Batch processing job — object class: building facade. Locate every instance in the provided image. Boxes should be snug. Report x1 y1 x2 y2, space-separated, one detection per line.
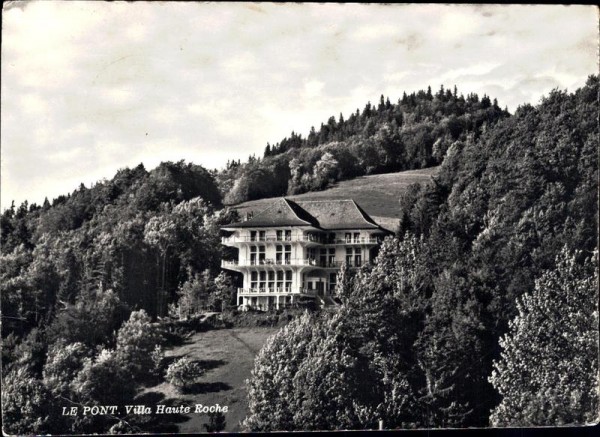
221 198 389 310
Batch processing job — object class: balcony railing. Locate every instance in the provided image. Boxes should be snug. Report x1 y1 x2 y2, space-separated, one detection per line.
335 237 380 245
315 260 368 268
221 235 322 244
237 287 316 295
222 258 319 268
222 235 381 245
222 259 368 269
314 261 347 268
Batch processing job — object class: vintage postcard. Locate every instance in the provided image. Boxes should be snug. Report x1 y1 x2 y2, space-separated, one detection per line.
1 2 598 435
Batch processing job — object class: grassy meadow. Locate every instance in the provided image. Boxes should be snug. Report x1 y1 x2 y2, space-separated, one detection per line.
231 166 438 232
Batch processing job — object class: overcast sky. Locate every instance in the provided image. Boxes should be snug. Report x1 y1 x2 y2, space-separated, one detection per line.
1 2 597 211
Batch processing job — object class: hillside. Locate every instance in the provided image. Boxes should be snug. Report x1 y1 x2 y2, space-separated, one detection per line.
217 85 508 206
243 77 599 431
139 327 278 433
230 167 438 232
2 77 596 434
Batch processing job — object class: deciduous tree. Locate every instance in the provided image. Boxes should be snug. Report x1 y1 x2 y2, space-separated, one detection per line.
489 249 599 426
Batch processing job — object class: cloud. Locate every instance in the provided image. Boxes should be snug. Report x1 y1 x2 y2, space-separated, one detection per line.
353 24 400 41
1 2 597 209
304 80 325 99
437 9 483 41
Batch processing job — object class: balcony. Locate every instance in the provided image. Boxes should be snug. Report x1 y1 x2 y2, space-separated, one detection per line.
221 235 381 245
221 259 368 270
237 287 316 296
221 258 319 268
314 260 368 268
221 235 323 244
314 261 347 268
329 237 380 245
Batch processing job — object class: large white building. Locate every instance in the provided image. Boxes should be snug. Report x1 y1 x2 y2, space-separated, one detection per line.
221 198 389 310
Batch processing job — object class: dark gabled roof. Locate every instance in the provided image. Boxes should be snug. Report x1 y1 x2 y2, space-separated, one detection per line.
224 198 386 231
294 199 381 230
285 198 320 226
223 198 317 228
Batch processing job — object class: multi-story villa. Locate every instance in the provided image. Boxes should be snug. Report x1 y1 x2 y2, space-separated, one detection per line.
221 198 390 310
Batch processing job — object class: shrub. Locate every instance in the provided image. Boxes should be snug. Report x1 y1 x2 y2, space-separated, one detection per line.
165 357 203 390
67 349 137 433
42 341 91 398
1 368 52 435
115 310 163 381
204 411 226 432
47 289 128 347
150 345 165 378
71 349 135 407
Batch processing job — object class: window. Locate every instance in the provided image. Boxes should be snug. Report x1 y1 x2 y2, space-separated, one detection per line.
329 233 336 244
250 231 257 242
320 248 327 267
268 271 275 291
329 273 337 292
276 245 283 264
276 271 284 291
354 232 360 243
316 281 324 296
285 271 292 291
345 233 351 243
328 248 336 265
259 246 266 264
285 230 291 241
251 271 258 290
259 230 266 241
284 245 291 264
354 248 362 267
346 248 353 266
250 246 257 265
259 271 266 289
276 230 283 241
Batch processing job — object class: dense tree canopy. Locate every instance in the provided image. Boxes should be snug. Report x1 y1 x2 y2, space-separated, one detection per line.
1 160 240 434
218 85 509 204
244 77 599 430
1 77 597 433
489 249 598 426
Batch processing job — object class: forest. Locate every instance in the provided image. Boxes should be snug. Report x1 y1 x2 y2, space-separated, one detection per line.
217 85 508 204
245 76 599 429
1 78 598 433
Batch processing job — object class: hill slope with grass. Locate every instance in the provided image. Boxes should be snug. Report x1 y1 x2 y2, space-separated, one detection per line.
138 327 279 433
218 85 508 206
230 166 438 232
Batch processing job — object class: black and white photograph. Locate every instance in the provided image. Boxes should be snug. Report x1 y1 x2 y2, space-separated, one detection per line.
1 2 598 435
